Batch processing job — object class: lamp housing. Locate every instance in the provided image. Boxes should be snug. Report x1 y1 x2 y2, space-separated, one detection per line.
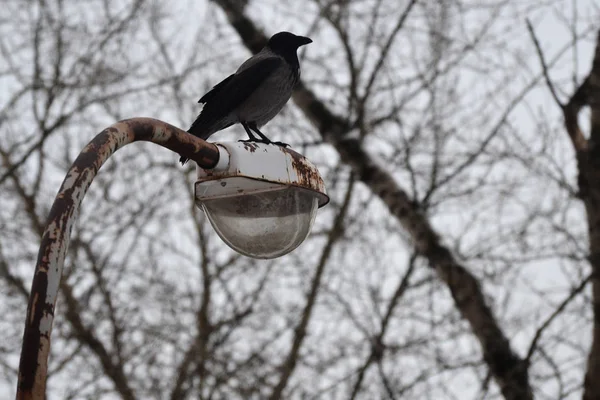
195 142 329 259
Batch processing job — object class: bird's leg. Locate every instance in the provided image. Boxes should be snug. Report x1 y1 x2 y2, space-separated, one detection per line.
249 122 289 148
248 123 272 143
239 122 260 143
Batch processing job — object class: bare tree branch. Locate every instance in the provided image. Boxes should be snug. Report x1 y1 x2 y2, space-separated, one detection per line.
349 252 417 399
212 2 533 399
525 19 564 108
525 273 592 363
269 177 355 399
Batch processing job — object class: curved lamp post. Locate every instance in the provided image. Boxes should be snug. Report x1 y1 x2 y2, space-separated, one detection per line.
15 118 328 399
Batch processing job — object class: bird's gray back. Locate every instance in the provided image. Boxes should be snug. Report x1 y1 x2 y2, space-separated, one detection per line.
235 50 299 126
236 49 277 73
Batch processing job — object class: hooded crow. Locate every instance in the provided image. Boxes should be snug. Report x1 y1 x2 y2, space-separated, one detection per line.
180 31 312 164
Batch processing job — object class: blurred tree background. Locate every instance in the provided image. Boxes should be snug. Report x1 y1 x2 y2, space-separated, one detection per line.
2 0 600 399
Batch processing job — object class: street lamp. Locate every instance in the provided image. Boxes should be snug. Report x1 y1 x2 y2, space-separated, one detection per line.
15 118 328 400
195 141 329 258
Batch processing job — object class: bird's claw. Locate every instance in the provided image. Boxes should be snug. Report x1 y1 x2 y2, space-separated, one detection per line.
237 139 289 148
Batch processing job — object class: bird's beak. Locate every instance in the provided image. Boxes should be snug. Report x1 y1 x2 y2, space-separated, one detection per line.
296 36 313 47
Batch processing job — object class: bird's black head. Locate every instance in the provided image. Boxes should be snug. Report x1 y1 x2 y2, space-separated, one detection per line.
266 32 312 61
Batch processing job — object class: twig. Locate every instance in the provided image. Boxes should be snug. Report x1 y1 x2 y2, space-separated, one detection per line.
525 19 564 108
525 274 592 363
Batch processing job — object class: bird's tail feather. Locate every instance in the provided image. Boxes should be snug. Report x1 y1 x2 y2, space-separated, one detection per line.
179 155 189 165
180 119 235 165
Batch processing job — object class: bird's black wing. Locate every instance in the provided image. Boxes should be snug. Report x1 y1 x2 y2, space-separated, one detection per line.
198 74 235 104
197 57 282 121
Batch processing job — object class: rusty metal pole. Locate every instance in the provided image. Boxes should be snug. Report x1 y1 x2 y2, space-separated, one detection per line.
16 118 220 400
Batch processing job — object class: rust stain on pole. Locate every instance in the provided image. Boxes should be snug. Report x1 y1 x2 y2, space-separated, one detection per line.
16 118 219 400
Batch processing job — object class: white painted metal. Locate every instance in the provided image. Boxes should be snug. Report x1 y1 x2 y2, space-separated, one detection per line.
195 141 329 206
